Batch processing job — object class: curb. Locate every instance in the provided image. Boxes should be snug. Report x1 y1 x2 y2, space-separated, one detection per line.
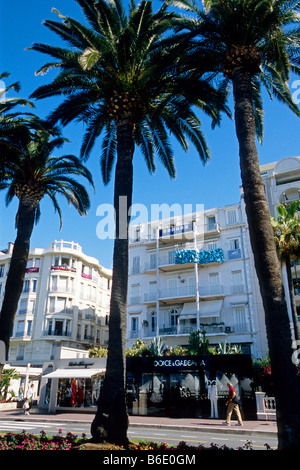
0 412 277 438
128 422 277 438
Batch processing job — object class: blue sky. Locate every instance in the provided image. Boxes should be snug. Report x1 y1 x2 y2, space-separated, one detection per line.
0 0 299 269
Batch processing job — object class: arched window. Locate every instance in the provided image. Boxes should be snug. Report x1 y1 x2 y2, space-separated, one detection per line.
170 309 179 327
150 311 157 333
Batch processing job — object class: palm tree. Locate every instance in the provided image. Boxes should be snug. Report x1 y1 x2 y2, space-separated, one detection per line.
29 0 228 445
271 202 300 342
0 127 94 364
167 0 300 449
0 368 19 402
0 72 36 177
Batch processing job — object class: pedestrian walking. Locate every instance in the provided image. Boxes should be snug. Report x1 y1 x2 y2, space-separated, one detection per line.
223 382 243 426
24 384 34 415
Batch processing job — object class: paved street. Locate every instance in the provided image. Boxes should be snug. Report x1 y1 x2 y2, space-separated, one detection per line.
0 407 278 450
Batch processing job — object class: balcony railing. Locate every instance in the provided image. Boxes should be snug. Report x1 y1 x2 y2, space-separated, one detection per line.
50 286 75 293
128 322 248 339
43 330 72 337
143 284 245 303
198 285 224 296
159 285 195 300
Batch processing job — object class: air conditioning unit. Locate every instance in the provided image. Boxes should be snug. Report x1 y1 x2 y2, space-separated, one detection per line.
225 326 233 333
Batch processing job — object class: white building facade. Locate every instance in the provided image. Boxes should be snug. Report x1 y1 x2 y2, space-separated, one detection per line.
0 240 112 367
127 201 266 358
260 156 300 328
126 156 300 359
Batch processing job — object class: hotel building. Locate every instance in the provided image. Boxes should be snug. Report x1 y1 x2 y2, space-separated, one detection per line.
126 156 300 359
0 240 112 366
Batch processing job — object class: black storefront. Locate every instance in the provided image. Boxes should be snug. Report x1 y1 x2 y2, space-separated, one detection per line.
126 355 256 420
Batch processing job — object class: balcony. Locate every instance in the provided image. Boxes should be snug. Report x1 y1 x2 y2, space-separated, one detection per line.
51 265 76 273
198 284 224 298
177 323 225 335
205 222 220 236
50 286 75 294
144 285 225 304
159 285 196 303
128 296 142 305
43 330 72 338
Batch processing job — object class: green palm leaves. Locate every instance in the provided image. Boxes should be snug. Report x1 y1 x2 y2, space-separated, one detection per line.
168 0 300 142
271 202 300 342
1 128 94 230
30 0 228 182
271 202 300 263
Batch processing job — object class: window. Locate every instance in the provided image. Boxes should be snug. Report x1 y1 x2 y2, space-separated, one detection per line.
96 330 100 344
233 306 247 332
131 284 141 304
82 264 92 278
170 309 179 327
49 297 55 313
19 299 27 315
54 320 64 336
167 279 177 297
52 276 58 291
32 279 37 292
65 320 71 336
150 311 157 333
17 344 25 361
0 265 4 277
84 324 89 339
56 297 66 313
61 256 70 267
230 239 240 250
208 272 221 294
131 317 139 335
207 241 218 251
232 270 244 294
23 280 30 293
149 281 157 302
28 299 35 314
188 277 196 295
46 320 52 336
59 276 68 291
149 253 156 270
207 215 216 231
16 320 25 337
132 256 140 274
27 320 32 336
227 210 237 225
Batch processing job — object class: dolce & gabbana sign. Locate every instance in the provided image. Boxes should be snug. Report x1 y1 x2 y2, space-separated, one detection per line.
153 358 205 369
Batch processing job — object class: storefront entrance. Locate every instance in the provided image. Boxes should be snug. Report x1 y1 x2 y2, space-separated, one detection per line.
126 355 255 420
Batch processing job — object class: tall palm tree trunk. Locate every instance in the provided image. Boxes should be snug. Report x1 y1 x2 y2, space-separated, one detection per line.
232 67 300 449
285 256 300 342
0 199 36 360
91 119 134 445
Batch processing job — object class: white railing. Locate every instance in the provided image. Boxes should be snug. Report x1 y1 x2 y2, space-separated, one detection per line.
255 392 276 420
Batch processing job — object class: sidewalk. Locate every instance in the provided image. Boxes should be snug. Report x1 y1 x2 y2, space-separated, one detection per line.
0 408 277 437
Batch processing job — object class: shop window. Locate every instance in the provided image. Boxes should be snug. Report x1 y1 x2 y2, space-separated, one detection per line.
56 377 102 408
